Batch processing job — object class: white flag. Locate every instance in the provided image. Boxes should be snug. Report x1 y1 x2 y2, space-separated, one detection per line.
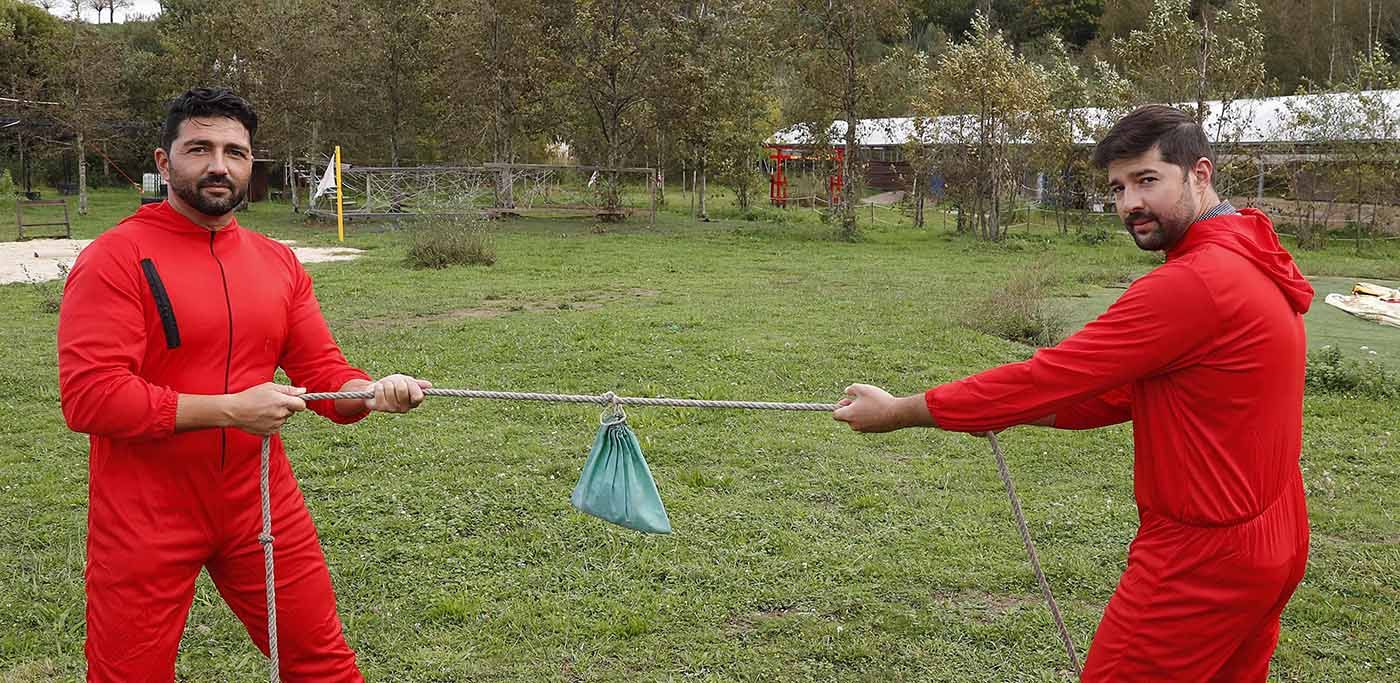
313 161 339 200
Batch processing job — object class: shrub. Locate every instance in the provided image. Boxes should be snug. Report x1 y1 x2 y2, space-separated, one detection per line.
24 262 69 313
1305 346 1399 398
1077 228 1112 245
406 216 496 269
965 267 1068 347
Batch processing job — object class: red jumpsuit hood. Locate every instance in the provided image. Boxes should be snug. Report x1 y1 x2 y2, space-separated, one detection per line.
1168 208 1314 314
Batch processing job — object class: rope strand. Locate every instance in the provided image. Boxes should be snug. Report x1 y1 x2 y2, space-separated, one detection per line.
300 387 838 411
257 387 1074 679
258 436 280 683
988 432 1082 676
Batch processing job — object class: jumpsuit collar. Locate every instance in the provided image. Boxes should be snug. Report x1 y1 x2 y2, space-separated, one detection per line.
137 200 243 235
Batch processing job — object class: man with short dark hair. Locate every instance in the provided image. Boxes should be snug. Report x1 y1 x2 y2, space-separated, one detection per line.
58 87 426 681
834 105 1313 681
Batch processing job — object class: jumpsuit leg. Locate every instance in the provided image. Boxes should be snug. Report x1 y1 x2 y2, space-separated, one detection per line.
1082 489 1308 682
1210 486 1310 683
85 494 210 682
208 465 362 682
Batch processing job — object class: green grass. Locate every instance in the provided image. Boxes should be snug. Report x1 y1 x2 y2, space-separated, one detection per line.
1 189 1397 681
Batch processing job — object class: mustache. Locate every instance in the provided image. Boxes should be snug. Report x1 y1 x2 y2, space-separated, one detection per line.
1124 211 1156 227
198 177 235 189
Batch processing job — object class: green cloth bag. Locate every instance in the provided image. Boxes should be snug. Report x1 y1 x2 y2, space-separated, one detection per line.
571 416 672 534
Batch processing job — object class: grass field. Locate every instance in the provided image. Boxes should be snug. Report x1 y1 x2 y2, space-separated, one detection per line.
1 188 1397 681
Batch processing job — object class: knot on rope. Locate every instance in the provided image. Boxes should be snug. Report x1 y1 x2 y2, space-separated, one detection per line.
600 391 626 425
258 533 275 546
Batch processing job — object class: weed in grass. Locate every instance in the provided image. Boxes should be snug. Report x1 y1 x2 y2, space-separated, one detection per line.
406 217 496 269
965 266 1069 347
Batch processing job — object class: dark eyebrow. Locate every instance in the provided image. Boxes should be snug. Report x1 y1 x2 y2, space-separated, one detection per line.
181 138 251 154
1108 167 1161 186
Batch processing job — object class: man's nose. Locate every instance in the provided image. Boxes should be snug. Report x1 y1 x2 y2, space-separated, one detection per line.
206 152 230 175
1119 187 1144 215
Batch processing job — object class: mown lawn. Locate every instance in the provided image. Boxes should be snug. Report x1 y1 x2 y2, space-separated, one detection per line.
2 189 1397 681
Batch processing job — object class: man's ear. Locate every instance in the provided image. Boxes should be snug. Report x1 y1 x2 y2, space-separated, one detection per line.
154 147 170 182
1191 156 1215 190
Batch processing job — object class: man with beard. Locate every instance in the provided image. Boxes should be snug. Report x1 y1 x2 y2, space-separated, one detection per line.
58 88 427 681
833 105 1313 681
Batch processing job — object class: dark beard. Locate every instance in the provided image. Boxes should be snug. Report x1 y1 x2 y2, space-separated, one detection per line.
172 176 246 217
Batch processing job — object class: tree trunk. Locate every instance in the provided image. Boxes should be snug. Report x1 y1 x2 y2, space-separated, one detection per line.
839 35 859 240
697 154 708 220
913 172 926 227
77 132 88 216
1196 12 1211 125
655 129 665 206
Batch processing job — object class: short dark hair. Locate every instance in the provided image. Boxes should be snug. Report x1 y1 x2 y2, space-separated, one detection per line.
160 87 258 151
1091 105 1213 176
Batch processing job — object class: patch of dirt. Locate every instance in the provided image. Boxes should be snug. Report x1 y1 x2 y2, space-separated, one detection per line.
936 589 1043 623
347 288 659 328
0 238 364 285
860 190 907 206
724 605 819 635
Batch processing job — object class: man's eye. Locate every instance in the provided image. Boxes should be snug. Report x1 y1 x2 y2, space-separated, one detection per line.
1141 177 1156 185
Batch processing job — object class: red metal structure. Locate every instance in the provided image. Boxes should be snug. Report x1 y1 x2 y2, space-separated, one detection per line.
827 147 844 203
768 146 791 207
765 145 846 208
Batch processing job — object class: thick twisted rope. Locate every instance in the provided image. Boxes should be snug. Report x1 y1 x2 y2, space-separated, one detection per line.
987 432 1081 676
255 389 1073 681
299 388 838 411
258 436 280 683
255 389 833 680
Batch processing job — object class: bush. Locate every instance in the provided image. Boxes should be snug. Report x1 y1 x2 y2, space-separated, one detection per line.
1305 346 1400 398
0 169 14 206
709 205 790 224
405 216 496 269
1077 228 1112 245
965 267 1068 347
23 262 69 313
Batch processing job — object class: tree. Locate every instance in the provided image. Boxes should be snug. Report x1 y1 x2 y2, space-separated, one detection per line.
784 0 909 240
41 13 128 213
1027 36 1091 233
920 12 1050 240
562 0 666 213
1112 0 1267 119
1284 42 1400 252
652 0 775 218
427 0 562 174
1111 0 1268 198
908 0 1105 49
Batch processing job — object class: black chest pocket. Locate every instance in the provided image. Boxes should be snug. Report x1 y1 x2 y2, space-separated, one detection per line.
140 258 181 349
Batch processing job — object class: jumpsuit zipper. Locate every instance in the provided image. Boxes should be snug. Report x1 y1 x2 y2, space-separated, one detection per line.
210 230 235 469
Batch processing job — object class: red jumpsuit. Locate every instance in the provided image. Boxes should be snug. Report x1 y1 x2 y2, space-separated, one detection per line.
927 209 1312 681
58 201 369 681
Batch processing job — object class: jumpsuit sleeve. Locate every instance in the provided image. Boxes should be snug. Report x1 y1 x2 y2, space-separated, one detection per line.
1051 384 1133 430
58 236 180 440
926 264 1220 434
279 261 372 424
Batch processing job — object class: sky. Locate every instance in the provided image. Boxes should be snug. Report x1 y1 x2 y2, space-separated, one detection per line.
43 0 162 24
